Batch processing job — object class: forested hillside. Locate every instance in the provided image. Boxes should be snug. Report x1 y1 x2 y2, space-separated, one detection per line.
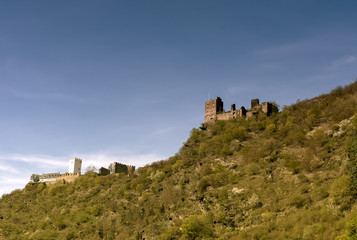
1 81 357 240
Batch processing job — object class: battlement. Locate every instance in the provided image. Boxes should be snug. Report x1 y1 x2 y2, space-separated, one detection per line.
56 172 80 183
204 97 278 123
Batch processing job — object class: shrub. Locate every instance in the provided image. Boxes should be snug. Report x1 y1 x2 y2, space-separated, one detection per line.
232 126 248 141
180 214 214 239
198 176 212 193
265 123 276 135
282 152 301 174
335 214 357 240
329 175 352 208
290 195 310 209
160 226 181 240
348 139 357 195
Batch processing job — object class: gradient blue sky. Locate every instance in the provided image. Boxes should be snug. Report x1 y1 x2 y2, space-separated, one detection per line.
1 0 357 196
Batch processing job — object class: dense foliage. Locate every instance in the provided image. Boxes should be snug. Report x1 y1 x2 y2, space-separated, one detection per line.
1 81 357 239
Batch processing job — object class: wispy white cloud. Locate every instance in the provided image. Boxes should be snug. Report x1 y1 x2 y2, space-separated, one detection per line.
328 55 357 70
0 176 30 198
227 82 260 95
256 63 281 70
297 55 357 85
255 39 321 56
0 151 165 171
0 154 67 167
150 127 175 136
0 163 20 174
0 150 165 197
6 88 96 103
254 33 348 57
75 152 165 170
131 97 163 105
0 176 30 185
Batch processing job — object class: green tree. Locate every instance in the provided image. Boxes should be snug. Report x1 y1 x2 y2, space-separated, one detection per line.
31 174 40 183
85 165 97 173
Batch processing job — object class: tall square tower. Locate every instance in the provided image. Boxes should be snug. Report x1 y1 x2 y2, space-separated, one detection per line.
69 158 82 174
204 97 224 123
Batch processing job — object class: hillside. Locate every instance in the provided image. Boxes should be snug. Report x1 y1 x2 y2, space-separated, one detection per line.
1 81 357 240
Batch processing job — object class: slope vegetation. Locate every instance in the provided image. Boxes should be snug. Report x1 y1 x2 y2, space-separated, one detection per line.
1 81 357 240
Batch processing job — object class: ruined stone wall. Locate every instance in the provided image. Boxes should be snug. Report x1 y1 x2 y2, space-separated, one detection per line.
205 97 277 122
127 165 135 175
216 112 231 121
99 167 110 176
56 173 80 183
113 162 136 174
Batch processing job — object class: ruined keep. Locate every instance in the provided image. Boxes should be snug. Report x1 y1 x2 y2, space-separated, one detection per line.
204 97 278 123
113 162 135 174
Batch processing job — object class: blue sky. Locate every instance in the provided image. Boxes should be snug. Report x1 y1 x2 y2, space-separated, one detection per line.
1 0 357 196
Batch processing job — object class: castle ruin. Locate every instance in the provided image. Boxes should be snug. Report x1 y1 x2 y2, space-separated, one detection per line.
112 162 135 174
99 162 136 176
30 158 136 184
30 158 82 184
205 97 278 123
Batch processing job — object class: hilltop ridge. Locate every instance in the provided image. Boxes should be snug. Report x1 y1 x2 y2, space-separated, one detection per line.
1 81 357 239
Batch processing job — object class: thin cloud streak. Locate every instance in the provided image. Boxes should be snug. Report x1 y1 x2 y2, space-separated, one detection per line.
256 63 281 70
0 164 20 174
7 88 96 103
0 151 165 172
0 176 30 185
255 40 318 56
0 154 67 167
0 151 165 196
77 152 165 170
254 35 341 57
150 127 175 136
328 55 357 70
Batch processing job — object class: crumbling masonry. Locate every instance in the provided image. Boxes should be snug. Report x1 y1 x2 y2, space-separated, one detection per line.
204 97 278 123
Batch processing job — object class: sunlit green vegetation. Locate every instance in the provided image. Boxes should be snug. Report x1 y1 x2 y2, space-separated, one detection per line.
1 81 357 239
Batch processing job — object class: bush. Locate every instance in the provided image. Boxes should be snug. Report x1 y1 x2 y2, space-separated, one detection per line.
160 226 181 240
282 152 301 174
348 139 357 195
232 126 248 141
180 215 214 239
265 123 276 135
336 214 357 240
198 176 212 193
329 175 352 208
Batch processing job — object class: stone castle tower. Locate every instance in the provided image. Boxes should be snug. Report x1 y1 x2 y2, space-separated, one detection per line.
69 158 82 174
204 97 224 122
204 97 277 123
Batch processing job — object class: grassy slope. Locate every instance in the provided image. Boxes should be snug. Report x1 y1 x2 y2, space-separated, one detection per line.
1 81 357 240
